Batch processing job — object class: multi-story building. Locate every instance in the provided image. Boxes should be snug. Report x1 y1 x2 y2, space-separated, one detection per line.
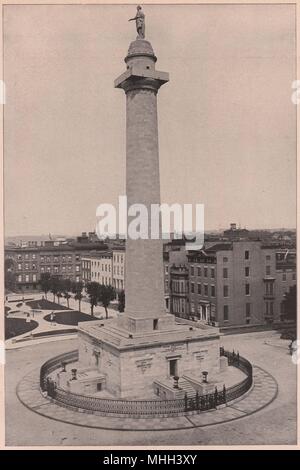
112 247 125 292
274 249 297 319
5 235 108 292
82 257 91 284
90 252 113 286
185 240 296 328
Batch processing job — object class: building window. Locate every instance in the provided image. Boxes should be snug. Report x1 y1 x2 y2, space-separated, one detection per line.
153 319 158 330
266 282 274 296
224 305 229 321
245 267 250 277
25 263 29 270
211 285 215 297
211 268 215 278
266 266 271 276
266 255 271 261
191 266 194 276
283 273 286 281
204 267 208 277
18 264 22 271
41 267 45 273
246 303 251 318
223 268 228 279
190 302 195 313
245 250 249 260
223 257 228 263
25 254 29 260
197 283 201 295
76 265 80 272
17 255 22 260
18 275 22 282
32 254 36 260
191 282 195 294
292 273 296 281
32 274 37 282
32 263 36 270
245 283 250 295
165 265 168 274
270 302 274 315
197 267 201 276
25 274 29 283
54 266 59 273
40 256 44 263
76 255 80 261
223 285 229 297
204 284 208 296
265 302 269 315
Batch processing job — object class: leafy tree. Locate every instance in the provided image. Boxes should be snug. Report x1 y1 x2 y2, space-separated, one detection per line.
50 276 60 303
99 285 116 319
86 282 100 316
62 278 72 308
118 289 125 313
5 258 16 292
39 273 51 300
75 291 83 312
73 281 84 312
282 285 297 322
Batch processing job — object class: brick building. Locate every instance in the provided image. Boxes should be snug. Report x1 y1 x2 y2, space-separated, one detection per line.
5 236 108 292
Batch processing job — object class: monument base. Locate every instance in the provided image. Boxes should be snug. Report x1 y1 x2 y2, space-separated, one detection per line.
77 315 221 399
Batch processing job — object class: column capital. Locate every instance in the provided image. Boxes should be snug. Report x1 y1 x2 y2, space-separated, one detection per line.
114 67 169 94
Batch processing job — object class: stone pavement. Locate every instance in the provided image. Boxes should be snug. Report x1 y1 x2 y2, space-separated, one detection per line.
16 365 278 431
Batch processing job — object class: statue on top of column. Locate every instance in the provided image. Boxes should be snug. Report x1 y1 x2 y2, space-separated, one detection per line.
128 5 145 39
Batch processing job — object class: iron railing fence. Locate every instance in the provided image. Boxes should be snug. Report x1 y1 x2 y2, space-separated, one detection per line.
40 347 252 416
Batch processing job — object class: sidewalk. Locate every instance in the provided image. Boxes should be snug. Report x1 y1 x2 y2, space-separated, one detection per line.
16 365 278 431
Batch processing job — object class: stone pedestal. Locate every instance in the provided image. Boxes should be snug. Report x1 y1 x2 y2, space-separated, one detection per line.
220 355 229 372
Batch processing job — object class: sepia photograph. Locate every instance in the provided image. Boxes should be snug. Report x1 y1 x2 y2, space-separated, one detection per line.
1 1 298 450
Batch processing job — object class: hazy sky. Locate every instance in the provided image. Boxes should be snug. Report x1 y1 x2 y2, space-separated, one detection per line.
4 4 296 236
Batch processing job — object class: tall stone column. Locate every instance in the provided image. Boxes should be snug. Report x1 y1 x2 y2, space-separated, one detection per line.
115 38 169 330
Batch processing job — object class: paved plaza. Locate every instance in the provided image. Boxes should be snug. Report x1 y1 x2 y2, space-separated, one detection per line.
5 330 297 446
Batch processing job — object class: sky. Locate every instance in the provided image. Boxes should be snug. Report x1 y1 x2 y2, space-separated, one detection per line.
3 3 296 236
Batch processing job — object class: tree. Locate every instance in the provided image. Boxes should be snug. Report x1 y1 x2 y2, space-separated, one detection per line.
62 278 72 308
73 281 83 312
50 276 60 303
86 282 100 316
118 289 125 313
282 285 296 322
99 285 116 319
75 291 83 312
5 258 16 292
39 273 51 300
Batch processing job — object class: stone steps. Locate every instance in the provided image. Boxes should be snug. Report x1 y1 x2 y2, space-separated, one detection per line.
178 378 197 398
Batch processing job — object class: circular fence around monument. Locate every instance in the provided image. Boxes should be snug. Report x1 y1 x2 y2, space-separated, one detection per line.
39 348 253 417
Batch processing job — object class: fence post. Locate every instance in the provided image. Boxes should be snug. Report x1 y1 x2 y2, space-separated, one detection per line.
196 391 199 410
214 387 218 407
184 392 188 412
223 384 226 404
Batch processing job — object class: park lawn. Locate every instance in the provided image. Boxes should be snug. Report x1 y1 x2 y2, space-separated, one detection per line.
5 318 39 340
44 310 96 326
26 299 69 311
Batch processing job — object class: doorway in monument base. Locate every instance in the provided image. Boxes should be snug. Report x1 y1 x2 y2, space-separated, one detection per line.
169 359 178 377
